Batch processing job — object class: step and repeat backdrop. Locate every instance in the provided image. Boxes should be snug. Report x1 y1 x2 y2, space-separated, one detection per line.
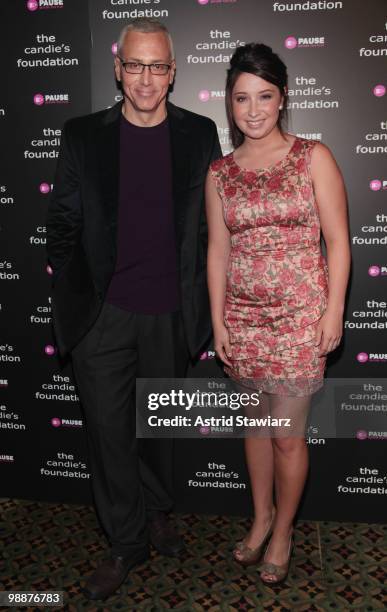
1 0 386 522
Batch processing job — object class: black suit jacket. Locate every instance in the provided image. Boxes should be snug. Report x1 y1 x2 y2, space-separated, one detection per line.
46 101 222 358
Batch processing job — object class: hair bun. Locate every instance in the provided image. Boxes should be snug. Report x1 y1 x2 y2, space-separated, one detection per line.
230 46 245 65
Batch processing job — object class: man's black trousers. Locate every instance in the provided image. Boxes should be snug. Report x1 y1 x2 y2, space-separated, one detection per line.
72 302 189 558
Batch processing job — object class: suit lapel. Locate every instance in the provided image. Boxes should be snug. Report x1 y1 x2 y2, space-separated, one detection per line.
96 102 121 219
168 102 191 237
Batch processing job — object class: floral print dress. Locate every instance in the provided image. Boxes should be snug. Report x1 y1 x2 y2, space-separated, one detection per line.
210 137 328 395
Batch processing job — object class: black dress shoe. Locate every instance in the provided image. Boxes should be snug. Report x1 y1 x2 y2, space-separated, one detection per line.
83 550 149 601
148 512 185 557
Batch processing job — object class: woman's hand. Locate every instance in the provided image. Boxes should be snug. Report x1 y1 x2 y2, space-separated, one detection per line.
315 309 343 356
311 143 350 358
214 323 232 366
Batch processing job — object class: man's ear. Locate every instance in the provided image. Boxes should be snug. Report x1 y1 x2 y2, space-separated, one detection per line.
169 60 176 86
114 57 121 83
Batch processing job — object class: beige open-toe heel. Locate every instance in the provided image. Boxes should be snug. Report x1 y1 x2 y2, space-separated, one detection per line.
233 508 276 567
259 533 293 586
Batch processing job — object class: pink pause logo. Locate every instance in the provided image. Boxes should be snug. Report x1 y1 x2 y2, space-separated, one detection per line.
44 344 56 356
200 350 215 360
111 42 118 55
27 0 39 10
198 90 210 102
370 179 381 191
373 84 386 97
51 417 62 428
285 37 298 50
356 430 368 440
356 352 368 363
39 183 51 194
199 425 210 435
34 94 45 106
46 264 53 276
368 265 380 277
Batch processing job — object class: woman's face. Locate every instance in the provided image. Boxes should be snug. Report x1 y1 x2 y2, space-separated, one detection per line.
231 72 283 141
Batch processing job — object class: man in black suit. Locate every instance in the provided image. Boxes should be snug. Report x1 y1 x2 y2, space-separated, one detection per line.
46 18 221 600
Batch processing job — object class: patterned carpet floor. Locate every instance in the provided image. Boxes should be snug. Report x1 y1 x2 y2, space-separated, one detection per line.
1 499 386 611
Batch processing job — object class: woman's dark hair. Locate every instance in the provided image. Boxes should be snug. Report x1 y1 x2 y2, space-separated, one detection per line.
226 43 288 148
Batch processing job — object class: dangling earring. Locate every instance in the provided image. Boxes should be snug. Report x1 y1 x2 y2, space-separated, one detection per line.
279 105 283 110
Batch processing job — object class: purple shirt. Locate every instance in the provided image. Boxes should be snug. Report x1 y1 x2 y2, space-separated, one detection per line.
106 114 179 313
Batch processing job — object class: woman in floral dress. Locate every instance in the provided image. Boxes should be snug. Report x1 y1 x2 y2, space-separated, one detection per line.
206 43 350 585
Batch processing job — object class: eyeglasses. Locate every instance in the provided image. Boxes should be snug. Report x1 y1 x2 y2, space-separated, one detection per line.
119 59 171 75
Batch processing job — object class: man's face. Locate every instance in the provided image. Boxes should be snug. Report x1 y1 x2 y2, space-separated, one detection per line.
115 31 175 119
